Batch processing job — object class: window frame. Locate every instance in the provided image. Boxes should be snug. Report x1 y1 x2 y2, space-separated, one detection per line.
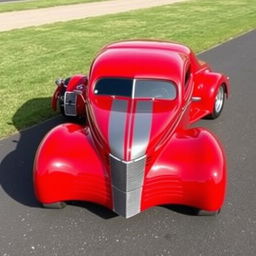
93 77 177 100
184 65 191 89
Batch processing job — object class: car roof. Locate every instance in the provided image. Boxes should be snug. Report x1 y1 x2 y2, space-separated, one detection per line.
105 40 192 55
90 40 192 87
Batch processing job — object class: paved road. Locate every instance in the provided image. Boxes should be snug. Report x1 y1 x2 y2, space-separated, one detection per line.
0 0 26 3
0 0 186 32
0 0 25 2
0 30 256 255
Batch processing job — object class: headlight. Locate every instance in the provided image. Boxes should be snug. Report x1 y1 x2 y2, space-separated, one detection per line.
55 78 63 87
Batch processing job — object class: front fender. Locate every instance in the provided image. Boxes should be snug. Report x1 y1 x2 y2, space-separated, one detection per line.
66 74 88 92
33 123 112 208
51 86 62 111
142 127 227 211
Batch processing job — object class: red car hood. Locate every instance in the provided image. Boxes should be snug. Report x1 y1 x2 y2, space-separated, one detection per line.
88 96 180 161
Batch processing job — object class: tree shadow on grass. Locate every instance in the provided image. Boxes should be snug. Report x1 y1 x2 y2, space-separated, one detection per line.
0 97 116 219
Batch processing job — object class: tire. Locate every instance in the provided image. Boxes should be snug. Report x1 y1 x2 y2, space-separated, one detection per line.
42 202 66 209
197 209 221 216
206 84 225 119
60 105 65 116
58 77 71 117
58 87 66 117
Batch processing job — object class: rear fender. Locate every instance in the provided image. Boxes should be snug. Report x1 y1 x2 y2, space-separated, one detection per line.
190 71 230 122
142 127 227 211
33 123 112 208
51 86 62 111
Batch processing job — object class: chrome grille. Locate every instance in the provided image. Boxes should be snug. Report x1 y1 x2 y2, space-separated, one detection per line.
64 92 77 116
112 187 142 218
110 154 146 218
110 155 145 192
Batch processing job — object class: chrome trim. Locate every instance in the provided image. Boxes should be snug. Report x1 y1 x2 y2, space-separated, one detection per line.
110 154 146 218
64 92 77 116
131 101 153 160
131 79 136 99
112 187 142 218
110 154 146 191
109 99 128 159
192 96 202 102
55 78 63 87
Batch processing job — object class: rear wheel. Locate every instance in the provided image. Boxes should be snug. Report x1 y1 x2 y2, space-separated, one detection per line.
42 202 66 209
206 84 225 119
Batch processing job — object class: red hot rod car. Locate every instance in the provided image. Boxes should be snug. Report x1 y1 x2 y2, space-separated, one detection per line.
34 40 230 218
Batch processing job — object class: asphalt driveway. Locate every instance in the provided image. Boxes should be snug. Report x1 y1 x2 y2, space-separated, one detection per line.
0 30 256 255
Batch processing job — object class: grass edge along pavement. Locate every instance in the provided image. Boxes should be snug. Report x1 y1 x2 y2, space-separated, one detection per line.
0 0 255 138
0 0 110 13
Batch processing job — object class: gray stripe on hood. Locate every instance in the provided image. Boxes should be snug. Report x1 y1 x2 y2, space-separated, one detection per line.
131 101 153 160
109 99 128 159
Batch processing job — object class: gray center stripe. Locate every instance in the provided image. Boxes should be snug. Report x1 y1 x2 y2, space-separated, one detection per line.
109 99 153 218
131 101 153 160
109 100 153 160
109 99 128 159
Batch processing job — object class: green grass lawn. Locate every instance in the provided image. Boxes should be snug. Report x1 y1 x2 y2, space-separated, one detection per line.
0 0 255 138
0 0 109 13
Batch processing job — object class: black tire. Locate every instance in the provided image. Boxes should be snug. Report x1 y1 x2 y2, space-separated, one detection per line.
206 84 226 119
58 77 72 117
197 209 221 216
42 202 66 209
59 104 65 116
58 86 66 117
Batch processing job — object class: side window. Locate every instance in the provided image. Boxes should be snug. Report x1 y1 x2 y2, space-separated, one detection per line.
184 66 191 88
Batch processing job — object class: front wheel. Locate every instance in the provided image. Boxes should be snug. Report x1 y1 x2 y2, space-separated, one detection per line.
197 209 221 216
206 84 225 119
42 202 66 209
58 87 66 117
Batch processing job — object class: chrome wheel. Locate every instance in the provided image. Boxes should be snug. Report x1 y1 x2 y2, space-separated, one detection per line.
205 84 226 119
215 86 225 114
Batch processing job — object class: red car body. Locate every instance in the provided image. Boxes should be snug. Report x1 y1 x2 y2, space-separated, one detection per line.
34 40 230 218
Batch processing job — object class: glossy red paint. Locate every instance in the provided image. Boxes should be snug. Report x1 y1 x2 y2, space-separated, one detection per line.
35 40 230 217
51 86 62 111
34 123 112 208
142 128 226 211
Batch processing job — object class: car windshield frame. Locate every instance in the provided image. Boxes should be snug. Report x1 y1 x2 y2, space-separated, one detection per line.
93 77 177 100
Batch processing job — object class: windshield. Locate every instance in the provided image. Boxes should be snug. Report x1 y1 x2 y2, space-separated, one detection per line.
94 78 176 100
